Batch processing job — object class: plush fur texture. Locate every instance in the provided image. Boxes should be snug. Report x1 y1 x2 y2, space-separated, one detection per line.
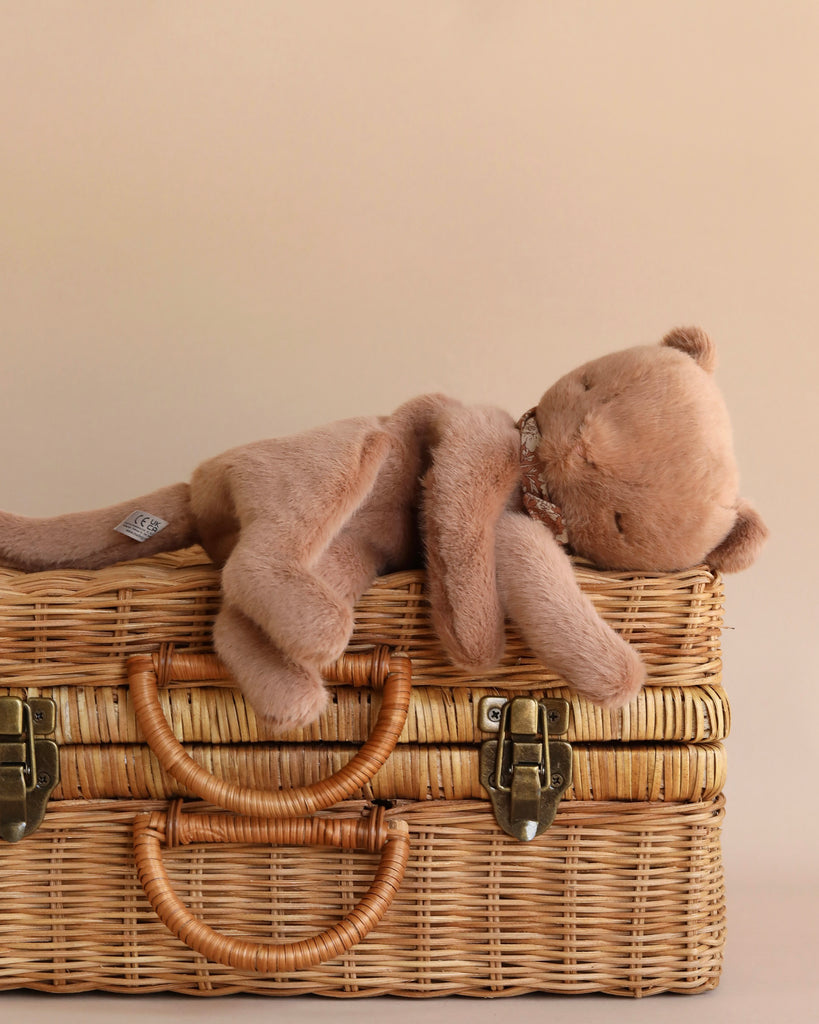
0 329 767 727
532 327 767 572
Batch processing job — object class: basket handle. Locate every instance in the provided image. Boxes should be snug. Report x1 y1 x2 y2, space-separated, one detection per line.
133 804 410 971
128 646 411 817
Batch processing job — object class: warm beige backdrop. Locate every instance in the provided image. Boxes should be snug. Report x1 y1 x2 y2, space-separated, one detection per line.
1 3 816 1021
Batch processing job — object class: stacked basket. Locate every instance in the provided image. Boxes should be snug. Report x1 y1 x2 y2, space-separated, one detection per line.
0 548 728 996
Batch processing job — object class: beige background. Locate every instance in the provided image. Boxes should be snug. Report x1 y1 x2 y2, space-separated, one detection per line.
1 3 816 1021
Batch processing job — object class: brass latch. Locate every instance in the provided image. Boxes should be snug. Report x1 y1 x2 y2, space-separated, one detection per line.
479 695 571 841
0 697 59 843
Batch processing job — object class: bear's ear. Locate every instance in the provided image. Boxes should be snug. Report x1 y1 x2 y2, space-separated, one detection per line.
662 326 717 373
706 500 768 572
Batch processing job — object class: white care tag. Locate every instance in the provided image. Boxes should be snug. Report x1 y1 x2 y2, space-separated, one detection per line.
114 510 169 543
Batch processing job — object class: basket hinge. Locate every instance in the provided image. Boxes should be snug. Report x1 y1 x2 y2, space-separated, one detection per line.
478 695 572 842
0 697 59 843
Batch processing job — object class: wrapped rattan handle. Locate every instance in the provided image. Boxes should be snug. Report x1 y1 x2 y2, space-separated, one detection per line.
128 646 411 817
133 805 410 971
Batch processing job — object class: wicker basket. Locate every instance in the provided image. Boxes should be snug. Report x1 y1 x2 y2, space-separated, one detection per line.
0 796 725 997
0 549 729 997
0 547 723 689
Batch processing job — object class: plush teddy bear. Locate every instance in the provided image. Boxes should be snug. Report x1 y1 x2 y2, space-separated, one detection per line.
0 327 766 728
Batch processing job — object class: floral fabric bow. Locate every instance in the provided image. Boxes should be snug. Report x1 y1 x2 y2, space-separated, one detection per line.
516 408 569 547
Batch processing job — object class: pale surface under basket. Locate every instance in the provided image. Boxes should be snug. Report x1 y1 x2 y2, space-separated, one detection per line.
0 797 725 998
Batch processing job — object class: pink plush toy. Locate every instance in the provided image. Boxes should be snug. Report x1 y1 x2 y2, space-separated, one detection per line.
0 327 766 728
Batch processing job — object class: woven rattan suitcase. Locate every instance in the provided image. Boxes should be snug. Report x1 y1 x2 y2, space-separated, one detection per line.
0 549 728 997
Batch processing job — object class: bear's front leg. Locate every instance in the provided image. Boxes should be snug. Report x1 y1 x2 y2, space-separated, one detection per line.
216 529 385 727
421 403 521 670
495 511 645 707
220 520 385 670
213 603 329 729
222 537 354 667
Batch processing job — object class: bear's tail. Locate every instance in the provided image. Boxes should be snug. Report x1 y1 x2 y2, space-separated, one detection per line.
0 482 198 571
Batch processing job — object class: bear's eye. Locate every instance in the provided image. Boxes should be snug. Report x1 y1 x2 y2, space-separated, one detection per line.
582 376 593 391
614 512 625 535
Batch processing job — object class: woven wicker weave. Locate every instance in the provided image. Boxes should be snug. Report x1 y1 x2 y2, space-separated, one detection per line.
49 738 725 803
0 549 730 997
0 679 730 745
0 548 724 688
0 797 725 997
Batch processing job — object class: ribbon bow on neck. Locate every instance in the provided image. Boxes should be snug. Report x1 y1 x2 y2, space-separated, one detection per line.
516 408 569 547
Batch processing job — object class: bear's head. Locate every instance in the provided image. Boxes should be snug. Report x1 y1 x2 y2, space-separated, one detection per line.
531 327 767 572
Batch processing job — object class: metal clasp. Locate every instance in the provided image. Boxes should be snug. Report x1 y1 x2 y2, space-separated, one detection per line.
479 695 571 841
0 697 59 843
